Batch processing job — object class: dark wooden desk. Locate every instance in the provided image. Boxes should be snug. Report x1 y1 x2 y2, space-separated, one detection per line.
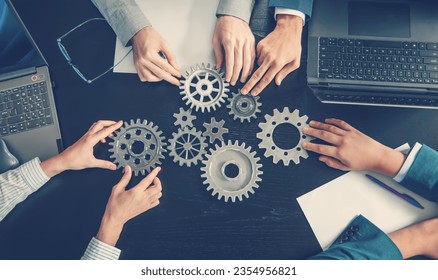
1 0 438 259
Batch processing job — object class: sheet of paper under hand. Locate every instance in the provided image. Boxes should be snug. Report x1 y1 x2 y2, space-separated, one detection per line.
113 0 219 74
297 144 438 250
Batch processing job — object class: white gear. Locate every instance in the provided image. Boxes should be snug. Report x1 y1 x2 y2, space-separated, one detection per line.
168 127 207 167
227 91 261 123
173 107 196 128
201 140 263 202
179 63 229 113
202 117 228 144
109 119 166 176
257 108 313 165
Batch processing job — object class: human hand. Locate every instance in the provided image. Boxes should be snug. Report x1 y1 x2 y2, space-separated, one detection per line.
132 26 181 85
40 120 123 177
302 118 406 177
96 166 162 246
240 15 303 96
212 15 255 85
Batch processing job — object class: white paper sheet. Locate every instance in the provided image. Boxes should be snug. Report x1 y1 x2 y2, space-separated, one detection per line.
297 144 438 250
113 0 219 74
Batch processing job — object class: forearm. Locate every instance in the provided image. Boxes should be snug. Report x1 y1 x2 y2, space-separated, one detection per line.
372 146 406 178
91 0 151 46
96 214 124 247
0 158 50 222
40 154 69 178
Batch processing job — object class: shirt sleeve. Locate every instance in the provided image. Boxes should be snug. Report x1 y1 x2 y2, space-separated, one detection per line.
91 0 151 46
308 215 402 260
274 8 305 26
0 158 50 222
393 142 422 182
269 0 313 21
216 0 255 24
81 237 121 260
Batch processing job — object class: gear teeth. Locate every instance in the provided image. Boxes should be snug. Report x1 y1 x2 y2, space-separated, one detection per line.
168 127 206 167
179 63 229 113
108 119 166 176
201 141 263 203
257 108 312 166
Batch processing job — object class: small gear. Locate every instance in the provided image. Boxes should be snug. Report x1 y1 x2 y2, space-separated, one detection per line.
173 107 196 128
168 127 207 167
257 108 313 165
202 117 229 144
201 140 263 202
179 63 229 113
227 91 261 122
109 119 166 176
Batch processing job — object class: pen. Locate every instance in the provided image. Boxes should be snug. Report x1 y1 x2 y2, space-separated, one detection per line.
365 174 424 210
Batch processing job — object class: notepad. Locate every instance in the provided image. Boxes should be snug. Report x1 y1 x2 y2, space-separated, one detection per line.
113 0 219 74
297 144 438 250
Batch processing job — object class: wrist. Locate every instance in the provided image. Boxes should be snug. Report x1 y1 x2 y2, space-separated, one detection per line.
96 214 124 247
276 14 303 31
40 154 69 178
372 146 406 177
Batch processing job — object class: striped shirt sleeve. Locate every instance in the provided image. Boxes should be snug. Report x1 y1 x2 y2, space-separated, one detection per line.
81 237 121 260
0 158 50 222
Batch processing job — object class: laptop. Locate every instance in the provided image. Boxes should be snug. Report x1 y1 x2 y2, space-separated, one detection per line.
307 0 438 108
0 0 62 163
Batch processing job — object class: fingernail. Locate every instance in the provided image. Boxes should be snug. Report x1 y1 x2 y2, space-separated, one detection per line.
124 165 131 172
302 127 309 133
110 164 117 171
240 89 248 95
309 121 315 125
302 142 308 148
319 158 326 163
231 81 235 86
251 91 257 96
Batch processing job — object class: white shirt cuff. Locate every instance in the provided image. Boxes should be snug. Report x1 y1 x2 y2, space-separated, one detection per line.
274 8 305 26
19 158 50 192
393 142 422 182
81 237 121 260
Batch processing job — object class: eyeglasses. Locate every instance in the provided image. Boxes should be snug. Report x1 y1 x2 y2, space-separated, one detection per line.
57 18 132 84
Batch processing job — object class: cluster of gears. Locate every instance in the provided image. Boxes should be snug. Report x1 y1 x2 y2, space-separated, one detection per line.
108 63 312 202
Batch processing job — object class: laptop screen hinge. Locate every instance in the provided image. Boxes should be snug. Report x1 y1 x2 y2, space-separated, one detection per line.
0 67 37 83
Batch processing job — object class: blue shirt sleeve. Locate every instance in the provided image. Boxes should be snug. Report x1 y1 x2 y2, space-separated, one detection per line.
399 144 438 203
308 215 402 260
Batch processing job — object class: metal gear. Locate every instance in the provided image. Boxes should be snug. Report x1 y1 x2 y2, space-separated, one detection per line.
201 140 263 202
202 117 229 144
227 91 261 123
109 119 166 176
179 63 229 113
257 108 313 165
168 127 207 167
173 107 196 128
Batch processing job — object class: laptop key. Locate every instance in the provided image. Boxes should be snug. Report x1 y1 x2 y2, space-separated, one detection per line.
426 65 438 71
1 127 8 135
420 51 438 57
26 119 40 129
424 58 438 64
430 73 438 79
427 43 438 50
8 115 25 124
320 46 339 52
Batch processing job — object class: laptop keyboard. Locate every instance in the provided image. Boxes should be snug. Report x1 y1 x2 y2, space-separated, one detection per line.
318 37 438 84
0 81 53 136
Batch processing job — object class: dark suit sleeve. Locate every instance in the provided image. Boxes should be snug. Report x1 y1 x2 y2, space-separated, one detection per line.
268 0 313 20
399 144 438 202
308 215 402 260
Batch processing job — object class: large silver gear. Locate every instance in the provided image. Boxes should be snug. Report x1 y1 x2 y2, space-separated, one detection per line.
168 127 207 167
109 119 166 176
179 63 229 113
173 107 196 128
202 117 229 144
227 91 261 123
201 140 263 203
257 108 312 165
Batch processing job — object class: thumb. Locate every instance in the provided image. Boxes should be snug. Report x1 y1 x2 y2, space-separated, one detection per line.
319 156 350 171
114 166 132 190
93 159 117 171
